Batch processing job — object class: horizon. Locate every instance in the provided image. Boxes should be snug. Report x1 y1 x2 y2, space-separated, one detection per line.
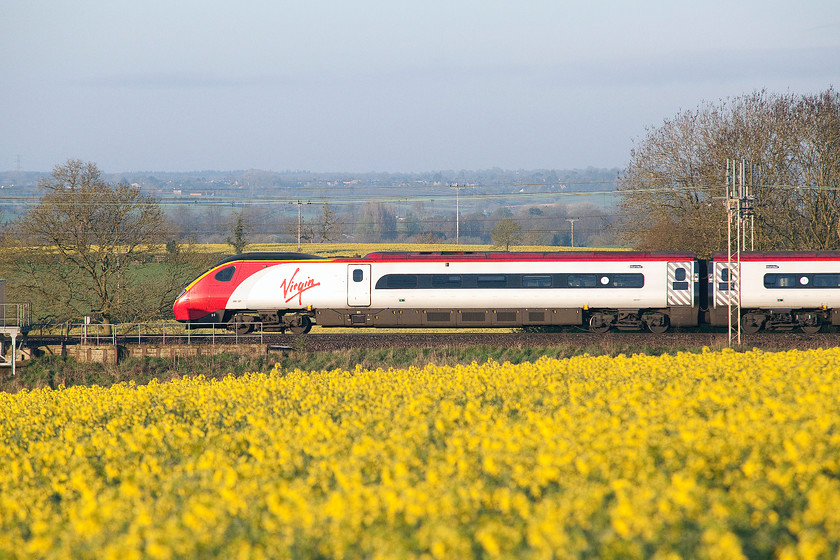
0 164 622 176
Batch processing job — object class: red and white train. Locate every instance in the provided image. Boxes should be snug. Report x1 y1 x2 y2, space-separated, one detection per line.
172 250 840 334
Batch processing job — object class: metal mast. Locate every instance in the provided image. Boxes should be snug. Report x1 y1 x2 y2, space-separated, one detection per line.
566 218 578 248
726 159 755 346
455 184 460 245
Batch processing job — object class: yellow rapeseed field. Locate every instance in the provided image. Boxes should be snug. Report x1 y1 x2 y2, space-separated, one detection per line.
2 348 840 559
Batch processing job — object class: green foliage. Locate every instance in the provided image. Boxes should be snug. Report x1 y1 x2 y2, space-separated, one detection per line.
490 217 523 250
2 247 215 324
226 212 249 253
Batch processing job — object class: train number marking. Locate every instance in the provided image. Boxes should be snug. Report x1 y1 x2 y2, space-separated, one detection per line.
281 268 321 305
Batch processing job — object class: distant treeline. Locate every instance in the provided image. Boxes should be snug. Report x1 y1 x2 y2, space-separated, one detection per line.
1 167 622 248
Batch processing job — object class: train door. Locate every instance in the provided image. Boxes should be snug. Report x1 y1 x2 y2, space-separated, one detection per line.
347 264 371 307
667 261 694 307
713 261 739 309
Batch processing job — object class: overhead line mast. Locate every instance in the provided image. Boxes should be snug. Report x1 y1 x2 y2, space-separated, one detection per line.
726 158 755 346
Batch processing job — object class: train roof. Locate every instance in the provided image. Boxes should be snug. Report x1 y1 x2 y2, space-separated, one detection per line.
711 251 840 261
208 251 699 267
362 251 696 262
213 252 327 267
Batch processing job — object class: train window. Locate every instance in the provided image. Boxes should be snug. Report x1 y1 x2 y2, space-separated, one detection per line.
214 266 235 282
777 275 796 287
476 275 507 288
353 269 364 282
432 275 462 288
568 274 597 288
672 267 687 290
382 274 417 288
813 274 840 288
762 274 835 288
719 268 731 291
374 272 645 290
522 275 552 288
612 274 645 288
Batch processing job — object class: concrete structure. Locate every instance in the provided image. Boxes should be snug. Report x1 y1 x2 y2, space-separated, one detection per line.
40 343 284 364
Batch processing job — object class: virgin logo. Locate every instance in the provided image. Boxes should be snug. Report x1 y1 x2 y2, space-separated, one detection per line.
281 268 321 305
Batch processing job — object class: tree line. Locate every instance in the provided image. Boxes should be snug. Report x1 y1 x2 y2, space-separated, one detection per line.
160 194 613 248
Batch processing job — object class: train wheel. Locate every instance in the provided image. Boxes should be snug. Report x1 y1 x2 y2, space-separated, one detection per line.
588 314 611 334
740 313 764 334
289 315 313 335
800 317 821 334
645 313 669 334
232 315 255 335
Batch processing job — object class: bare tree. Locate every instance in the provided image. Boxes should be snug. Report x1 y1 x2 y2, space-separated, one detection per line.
316 203 342 242
617 104 724 256
618 88 840 255
11 159 173 323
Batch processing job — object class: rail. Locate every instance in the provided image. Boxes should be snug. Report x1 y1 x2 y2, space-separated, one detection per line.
59 322 266 346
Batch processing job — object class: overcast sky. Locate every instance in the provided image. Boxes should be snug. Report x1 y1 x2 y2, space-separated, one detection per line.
1 0 838 173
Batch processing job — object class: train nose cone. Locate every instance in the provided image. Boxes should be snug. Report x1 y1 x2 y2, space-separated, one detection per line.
173 290 191 321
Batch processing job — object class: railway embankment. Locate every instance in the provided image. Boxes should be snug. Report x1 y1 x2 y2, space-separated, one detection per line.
8 331 840 367
4 331 840 393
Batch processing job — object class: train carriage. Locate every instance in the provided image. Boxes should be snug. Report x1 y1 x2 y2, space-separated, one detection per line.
709 252 840 333
174 251 701 333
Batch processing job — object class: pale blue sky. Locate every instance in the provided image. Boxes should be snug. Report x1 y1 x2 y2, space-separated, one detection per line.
2 0 838 173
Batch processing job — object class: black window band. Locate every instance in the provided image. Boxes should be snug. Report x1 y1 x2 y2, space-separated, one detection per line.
375 273 644 290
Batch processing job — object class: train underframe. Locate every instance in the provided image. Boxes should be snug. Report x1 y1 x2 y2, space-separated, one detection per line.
221 306 840 335
226 306 700 334
709 307 840 334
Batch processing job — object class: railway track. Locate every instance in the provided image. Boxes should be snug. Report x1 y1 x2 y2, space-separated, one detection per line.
22 330 840 353
265 331 840 352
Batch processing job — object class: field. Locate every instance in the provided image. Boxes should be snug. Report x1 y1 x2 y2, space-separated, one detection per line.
2 347 840 559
